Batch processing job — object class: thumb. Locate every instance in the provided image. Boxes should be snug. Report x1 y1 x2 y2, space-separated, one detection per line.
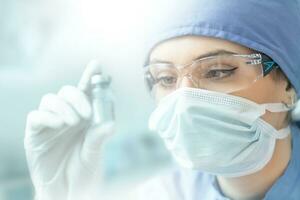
81 121 115 162
78 59 103 93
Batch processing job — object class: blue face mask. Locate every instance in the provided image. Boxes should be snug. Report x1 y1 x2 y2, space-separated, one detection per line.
149 87 293 177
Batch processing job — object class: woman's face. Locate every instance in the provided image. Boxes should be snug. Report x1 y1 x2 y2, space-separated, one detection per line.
149 35 291 129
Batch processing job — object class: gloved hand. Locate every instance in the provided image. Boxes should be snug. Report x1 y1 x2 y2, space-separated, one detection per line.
24 60 115 200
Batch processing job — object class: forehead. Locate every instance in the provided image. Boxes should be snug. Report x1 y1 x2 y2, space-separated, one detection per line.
149 36 254 65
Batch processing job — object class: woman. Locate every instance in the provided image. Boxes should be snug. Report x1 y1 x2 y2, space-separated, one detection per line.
25 0 300 199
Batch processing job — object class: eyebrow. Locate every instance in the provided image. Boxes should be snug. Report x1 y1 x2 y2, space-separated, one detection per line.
149 50 238 65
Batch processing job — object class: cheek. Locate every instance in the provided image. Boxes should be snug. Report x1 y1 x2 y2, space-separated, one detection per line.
231 75 281 104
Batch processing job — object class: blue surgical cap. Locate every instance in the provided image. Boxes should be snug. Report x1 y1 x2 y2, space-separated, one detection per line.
145 0 300 96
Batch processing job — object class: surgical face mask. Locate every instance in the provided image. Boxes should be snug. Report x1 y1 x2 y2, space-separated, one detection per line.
148 87 292 177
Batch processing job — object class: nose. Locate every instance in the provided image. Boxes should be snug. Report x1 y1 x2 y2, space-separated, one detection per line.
178 75 197 88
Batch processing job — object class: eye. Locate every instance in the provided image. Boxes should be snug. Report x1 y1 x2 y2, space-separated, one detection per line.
157 75 177 87
204 67 237 79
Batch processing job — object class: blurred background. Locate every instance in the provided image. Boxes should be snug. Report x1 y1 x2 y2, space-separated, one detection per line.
0 0 173 199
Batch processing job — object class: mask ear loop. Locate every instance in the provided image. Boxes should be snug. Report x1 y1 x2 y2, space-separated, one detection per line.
262 103 293 113
261 100 295 139
275 125 291 139
257 111 291 139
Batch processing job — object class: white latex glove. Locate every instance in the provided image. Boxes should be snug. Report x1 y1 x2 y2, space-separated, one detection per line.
24 60 115 200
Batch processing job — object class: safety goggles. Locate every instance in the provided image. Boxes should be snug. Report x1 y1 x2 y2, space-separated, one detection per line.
144 52 279 99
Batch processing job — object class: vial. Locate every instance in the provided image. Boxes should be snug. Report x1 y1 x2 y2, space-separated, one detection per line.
90 73 115 125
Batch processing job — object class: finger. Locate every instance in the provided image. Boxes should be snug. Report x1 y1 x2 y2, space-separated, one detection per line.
39 93 80 126
58 85 92 120
25 110 64 134
81 122 115 162
78 59 103 92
